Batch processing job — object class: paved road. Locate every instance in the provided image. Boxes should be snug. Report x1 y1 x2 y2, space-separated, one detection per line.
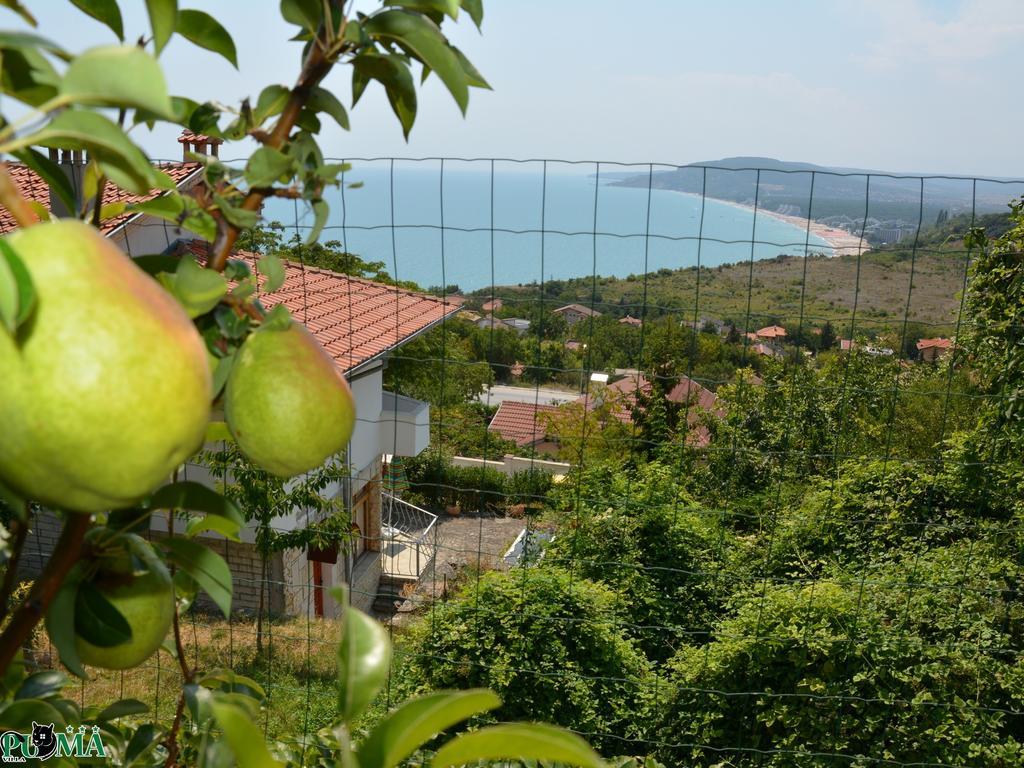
478 384 580 407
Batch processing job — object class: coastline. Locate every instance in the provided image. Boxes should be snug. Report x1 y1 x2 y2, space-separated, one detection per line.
668 190 867 258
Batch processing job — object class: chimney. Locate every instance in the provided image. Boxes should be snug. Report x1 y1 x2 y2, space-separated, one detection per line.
46 148 86 218
177 129 223 161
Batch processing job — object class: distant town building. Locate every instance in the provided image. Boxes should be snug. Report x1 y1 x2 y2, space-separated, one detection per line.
916 337 953 362
552 303 602 325
753 325 787 341
481 298 504 313
503 318 531 334
619 315 642 327
487 401 561 455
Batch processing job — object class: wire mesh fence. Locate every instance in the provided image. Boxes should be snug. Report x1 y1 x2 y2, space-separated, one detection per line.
18 157 1024 765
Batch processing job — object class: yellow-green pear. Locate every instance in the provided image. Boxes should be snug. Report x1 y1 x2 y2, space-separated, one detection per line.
225 320 355 477
48 536 175 670
0 220 212 512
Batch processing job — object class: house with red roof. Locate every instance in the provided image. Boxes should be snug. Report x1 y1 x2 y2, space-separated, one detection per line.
916 337 954 363
7 132 457 616
487 401 562 455
552 303 602 325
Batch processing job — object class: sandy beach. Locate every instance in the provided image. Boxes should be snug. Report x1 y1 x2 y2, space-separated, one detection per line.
668 190 868 258
757 209 867 258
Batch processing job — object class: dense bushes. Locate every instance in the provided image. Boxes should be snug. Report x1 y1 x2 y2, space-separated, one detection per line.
657 553 1024 766
768 457 1008 577
397 567 651 752
547 462 747 661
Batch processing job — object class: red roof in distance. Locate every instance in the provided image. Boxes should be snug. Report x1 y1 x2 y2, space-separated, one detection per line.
487 400 561 447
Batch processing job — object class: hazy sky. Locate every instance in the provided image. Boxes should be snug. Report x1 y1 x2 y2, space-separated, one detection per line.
9 0 1024 176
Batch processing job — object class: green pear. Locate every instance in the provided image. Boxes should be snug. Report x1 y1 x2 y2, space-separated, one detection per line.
225 321 356 477
59 537 175 671
0 220 212 512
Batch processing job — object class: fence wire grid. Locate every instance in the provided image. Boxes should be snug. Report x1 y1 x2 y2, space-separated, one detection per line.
19 157 1024 766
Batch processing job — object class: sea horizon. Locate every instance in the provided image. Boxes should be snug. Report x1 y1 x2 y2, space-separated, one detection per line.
262 162 840 292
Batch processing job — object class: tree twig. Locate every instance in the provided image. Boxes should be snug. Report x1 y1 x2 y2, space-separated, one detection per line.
207 21 344 272
0 519 28 622
0 513 91 672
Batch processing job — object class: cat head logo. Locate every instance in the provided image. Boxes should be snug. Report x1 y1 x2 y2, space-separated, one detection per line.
0 722 106 762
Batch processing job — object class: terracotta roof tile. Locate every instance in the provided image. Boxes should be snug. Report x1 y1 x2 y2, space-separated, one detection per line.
0 161 203 235
487 400 561 447
553 303 601 317
186 241 459 374
916 337 953 350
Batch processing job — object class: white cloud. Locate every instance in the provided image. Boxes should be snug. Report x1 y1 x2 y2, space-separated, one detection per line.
856 0 1024 70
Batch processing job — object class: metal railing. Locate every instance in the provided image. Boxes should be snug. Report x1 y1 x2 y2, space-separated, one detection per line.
380 491 438 579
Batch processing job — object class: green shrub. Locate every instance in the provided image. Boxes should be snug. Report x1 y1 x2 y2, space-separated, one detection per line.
769 458 1007 577
657 553 1024 767
398 567 651 752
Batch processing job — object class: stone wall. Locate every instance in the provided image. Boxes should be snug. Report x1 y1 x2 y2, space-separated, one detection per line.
19 510 285 617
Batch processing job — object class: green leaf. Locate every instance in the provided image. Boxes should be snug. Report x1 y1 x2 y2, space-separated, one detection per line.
15 670 68 700
383 0 459 22
308 86 350 130
200 669 266 701
128 194 217 241
149 481 243 527
460 0 482 29
245 146 294 188
210 349 236 397
132 253 180 277
0 239 34 335
352 51 417 138
75 581 133 648
45 573 87 678
185 513 240 542
145 0 177 53
307 198 328 245
10 109 156 194
364 9 468 114
279 0 322 32
177 9 238 67
358 690 501 768
11 148 76 213
95 698 149 721
213 192 260 229
0 0 37 27
257 253 285 292
0 44 59 107
161 538 232 617
60 45 172 116
125 723 161 764
254 84 290 123
260 303 292 331
69 0 124 40
212 699 283 767
453 46 488 88
0 699 66 731
337 598 391 724
172 255 228 317
430 723 604 768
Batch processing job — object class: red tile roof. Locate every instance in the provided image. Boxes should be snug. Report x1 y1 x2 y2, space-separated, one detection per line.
0 161 203 236
916 337 953 350
755 325 787 339
553 303 601 317
186 241 461 374
487 400 561 447
619 315 642 326
575 372 720 425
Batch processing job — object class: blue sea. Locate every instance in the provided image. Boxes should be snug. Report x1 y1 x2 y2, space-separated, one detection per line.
262 160 832 292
